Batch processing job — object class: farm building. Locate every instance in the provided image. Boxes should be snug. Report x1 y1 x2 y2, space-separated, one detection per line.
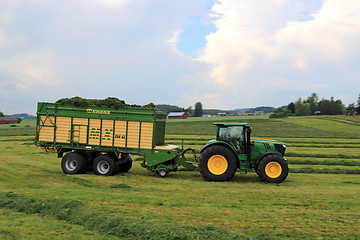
0 117 18 124
167 112 188 119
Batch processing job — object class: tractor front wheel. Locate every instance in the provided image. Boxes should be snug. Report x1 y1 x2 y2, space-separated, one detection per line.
199 145 237 181
257 155 288 183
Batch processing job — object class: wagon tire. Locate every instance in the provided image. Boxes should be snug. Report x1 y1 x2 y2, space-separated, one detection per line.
257 155 288 183
118 155 132 173
158 169 168 177
61 152 87 174
199 145 237 181
93 154 117 176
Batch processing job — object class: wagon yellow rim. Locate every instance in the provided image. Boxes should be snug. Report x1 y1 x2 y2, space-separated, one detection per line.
265 162 282 178
208 155 228 175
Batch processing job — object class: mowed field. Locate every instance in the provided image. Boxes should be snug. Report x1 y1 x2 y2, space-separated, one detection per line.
0 116 359 239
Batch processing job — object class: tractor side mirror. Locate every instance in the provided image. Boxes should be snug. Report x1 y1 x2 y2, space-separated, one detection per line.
246 126 252 133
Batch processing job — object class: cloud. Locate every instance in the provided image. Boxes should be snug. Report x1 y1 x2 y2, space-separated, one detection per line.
96 0 132 8
0 0 215 114
0 50 61 89
197 0 360 107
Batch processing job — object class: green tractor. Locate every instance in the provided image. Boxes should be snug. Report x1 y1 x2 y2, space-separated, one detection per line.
198 123 288 183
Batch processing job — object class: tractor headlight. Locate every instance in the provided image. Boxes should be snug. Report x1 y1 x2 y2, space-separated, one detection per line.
274 144 286 156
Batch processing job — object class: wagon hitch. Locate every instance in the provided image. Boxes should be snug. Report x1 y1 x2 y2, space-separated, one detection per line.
176 148 198 171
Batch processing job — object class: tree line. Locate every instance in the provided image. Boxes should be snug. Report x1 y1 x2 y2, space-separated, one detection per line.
158 102 203 117
270 93 360 118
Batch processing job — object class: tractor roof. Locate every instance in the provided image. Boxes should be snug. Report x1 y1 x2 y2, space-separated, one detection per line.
214 123 248 127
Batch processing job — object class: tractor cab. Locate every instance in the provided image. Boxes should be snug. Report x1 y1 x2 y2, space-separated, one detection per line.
215 123 251 154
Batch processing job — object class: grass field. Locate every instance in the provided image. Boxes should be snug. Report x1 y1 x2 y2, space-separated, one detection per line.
0 116 359 239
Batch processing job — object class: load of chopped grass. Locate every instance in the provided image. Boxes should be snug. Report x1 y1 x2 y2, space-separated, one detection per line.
0 192 254 240
56 96 157 110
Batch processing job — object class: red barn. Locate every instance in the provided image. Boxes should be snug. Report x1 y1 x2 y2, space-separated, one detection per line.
167 112 188 119
0 117 18 124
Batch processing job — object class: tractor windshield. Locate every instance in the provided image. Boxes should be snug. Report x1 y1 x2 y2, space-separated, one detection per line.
219 126 243 140
218 126 245 152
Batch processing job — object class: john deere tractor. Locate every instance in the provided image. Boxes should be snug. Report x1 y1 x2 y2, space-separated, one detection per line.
199 123 288 183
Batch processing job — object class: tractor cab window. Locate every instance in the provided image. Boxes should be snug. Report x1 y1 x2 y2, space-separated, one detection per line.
218 126 244 152
219 126 243 140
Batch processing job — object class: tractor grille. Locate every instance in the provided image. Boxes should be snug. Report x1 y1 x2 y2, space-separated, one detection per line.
274 144 286 156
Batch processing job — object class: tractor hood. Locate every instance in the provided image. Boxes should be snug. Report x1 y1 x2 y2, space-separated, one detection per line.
252 139 286 156
252 138 286 146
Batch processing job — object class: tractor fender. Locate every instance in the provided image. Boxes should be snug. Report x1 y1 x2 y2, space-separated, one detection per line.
200 141 238 156
254 152 282 169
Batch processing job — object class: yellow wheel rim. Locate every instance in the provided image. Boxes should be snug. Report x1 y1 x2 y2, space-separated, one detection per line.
265 162 282 178
207 155 228 175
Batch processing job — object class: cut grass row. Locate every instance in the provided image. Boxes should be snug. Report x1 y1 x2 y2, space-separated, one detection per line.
0 208 113 240
0 192 249 240
289 157 360 166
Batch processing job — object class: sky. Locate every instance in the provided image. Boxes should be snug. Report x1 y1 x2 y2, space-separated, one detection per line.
0 0 360 114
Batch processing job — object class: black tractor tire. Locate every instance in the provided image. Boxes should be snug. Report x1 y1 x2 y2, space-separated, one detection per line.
199 145 237 181
257 154 288 183
118 155 132 173
93 154 117 176
61 152 87 174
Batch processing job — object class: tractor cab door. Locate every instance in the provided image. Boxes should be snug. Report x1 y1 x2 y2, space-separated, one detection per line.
217 126 245 153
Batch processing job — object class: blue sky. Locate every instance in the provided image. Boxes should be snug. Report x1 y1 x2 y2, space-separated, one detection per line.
0 0 360 114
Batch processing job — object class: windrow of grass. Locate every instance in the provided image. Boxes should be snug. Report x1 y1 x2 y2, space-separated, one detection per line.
289 157 360 166
0 208 113 240
290 166 360 175
0 192 251 240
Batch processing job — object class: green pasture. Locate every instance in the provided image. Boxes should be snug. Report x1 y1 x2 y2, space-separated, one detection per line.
0 119 35 136
0 115 359 239
166 116 360 139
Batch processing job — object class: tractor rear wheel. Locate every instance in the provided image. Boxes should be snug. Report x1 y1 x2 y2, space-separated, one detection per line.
93 154 117 176
199 145 237 181
61 152 87 174
257 155 288 183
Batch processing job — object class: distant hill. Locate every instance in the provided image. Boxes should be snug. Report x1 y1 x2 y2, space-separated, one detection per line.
245 106 275 113
156 104 184 114
203 109 233 115
6 113 36 119
156 104 275 116
231 108 251 113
